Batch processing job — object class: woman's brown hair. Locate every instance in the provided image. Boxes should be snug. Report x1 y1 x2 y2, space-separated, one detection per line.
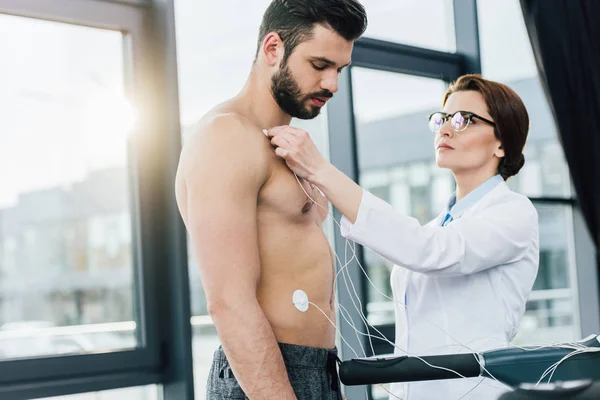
443 74 529 180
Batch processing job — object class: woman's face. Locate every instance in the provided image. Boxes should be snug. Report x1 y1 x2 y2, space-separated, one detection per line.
435 91 504 175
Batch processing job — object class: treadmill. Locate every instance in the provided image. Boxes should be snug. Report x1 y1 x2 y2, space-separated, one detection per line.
339 334 600 399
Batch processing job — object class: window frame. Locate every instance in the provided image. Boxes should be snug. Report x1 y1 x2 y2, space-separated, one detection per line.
0 0 194 399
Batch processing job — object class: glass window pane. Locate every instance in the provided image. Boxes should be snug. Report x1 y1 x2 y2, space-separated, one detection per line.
352 68 450 326
0 15 139 359
174 2 334 398
191 320 218 398
175 1 271 128
477 0 572 198
361 0 456 52
514 204 579 344
41 385 159 400
478 0 578 345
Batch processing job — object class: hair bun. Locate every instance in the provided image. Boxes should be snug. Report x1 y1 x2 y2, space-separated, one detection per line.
499 154 525 180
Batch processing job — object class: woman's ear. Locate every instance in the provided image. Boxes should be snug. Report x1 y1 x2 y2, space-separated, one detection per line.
494 143 505 159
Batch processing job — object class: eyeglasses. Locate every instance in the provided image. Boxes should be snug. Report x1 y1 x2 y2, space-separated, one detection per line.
428 111 496 133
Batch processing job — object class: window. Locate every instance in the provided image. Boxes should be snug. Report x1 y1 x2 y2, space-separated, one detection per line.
0 1 171 398
351 68 452 326
43 385 159 400
360 0 456 52
0 14 138 360
477 0 579 343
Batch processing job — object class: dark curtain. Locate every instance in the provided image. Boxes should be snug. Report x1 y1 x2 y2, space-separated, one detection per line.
520 0 600 253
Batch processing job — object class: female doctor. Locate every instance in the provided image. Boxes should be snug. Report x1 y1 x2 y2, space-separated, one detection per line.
267 74 540 400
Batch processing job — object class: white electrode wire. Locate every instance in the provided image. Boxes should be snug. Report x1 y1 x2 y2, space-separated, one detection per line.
336 299 368 357
334 308 379 400
341 240 377 356
458 378 486 399
341 235 516 391
337 237 590 357
293 174 508 391
292 173 597 395
338 239 600 395
328 204 595 389
536 346 600 385
294 173 596 351
305 300 360 359
331 233 508 387
318 277 480 383
337 303 391 348
294 174 588 352
291 179 404 398
538 350 585 384
312 299 487 400
335 238 558 357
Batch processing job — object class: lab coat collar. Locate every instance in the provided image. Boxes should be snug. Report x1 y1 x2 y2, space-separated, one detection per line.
445 174 504 221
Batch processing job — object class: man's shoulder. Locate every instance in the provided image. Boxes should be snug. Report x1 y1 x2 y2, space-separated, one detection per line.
187 112 264 147
180 112 272 181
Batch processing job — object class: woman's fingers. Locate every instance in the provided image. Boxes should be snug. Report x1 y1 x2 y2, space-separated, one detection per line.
270 134 292 150
274 147 288 158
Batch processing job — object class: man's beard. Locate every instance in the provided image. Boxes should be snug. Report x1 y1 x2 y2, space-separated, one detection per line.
270 62 332 120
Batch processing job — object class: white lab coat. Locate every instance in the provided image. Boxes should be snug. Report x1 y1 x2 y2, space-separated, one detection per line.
340 180 539 400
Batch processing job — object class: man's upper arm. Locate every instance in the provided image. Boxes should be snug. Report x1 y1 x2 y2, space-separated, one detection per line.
182 117 269 307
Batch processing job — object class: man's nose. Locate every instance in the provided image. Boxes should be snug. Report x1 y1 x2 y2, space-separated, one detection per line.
321 71 339 94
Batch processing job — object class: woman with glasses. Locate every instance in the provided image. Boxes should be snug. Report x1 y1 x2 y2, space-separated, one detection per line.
267 74 539 399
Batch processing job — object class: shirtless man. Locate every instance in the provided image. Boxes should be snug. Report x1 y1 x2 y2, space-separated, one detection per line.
174 1 367 399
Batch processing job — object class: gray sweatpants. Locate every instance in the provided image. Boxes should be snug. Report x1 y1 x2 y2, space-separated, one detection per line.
206 342 343 400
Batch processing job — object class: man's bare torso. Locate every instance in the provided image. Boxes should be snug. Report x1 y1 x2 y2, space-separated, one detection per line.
176 102 336 349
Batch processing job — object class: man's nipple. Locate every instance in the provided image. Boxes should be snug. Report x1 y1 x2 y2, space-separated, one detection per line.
301 201 313 214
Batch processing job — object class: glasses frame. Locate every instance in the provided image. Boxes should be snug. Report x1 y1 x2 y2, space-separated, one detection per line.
428 110 496 133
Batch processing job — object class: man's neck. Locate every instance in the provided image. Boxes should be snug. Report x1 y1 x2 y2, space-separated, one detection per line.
454 167 499 202
236 68 292 129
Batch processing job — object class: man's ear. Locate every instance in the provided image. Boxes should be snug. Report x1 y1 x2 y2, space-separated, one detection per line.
261 32 284 67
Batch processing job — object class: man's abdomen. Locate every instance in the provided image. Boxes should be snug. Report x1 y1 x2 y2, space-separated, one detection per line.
257 222 336 349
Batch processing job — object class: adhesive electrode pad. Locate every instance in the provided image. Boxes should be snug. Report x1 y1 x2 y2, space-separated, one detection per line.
293 289 309 312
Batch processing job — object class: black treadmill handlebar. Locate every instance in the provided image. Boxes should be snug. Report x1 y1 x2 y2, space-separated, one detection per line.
339 354 482 386
339 336 600 388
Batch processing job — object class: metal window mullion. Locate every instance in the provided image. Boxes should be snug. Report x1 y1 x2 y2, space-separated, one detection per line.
146 1 195 399
0 350 159 385
0 365 161 400
327 67 369 400
571 205 600 336
353 38 464 81
454 0 481 74
0 0 143 29
528 197 576 205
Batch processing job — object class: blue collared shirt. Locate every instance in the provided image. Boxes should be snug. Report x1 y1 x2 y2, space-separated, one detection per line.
441 174 504 227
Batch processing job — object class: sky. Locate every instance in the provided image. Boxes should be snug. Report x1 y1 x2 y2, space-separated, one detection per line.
0 0 539 209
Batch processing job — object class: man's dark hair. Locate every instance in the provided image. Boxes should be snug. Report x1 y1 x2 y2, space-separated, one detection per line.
256 0 368 61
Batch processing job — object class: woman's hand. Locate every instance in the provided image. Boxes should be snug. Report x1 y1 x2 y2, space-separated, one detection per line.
266 125 329 182
268 125 364 224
